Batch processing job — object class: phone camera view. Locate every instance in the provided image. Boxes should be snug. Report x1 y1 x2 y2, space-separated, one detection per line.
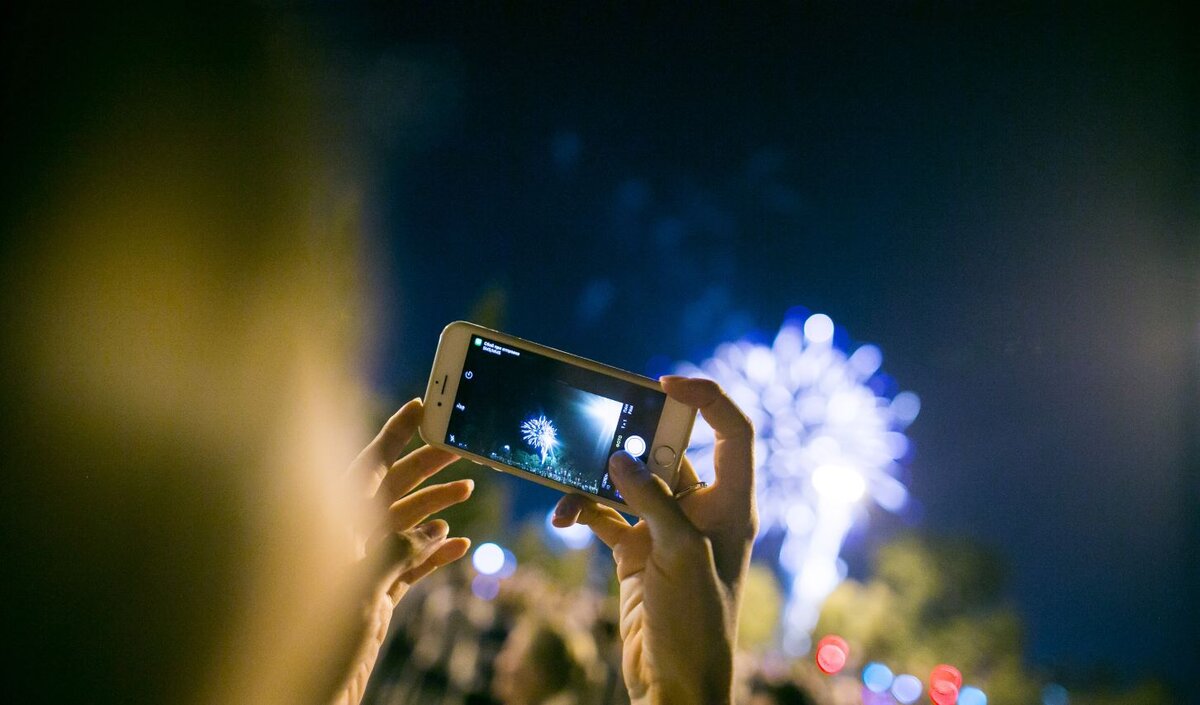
446 337 666 504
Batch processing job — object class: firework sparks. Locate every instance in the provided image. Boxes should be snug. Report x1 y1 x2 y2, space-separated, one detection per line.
521 415 559 463
677 311 919 655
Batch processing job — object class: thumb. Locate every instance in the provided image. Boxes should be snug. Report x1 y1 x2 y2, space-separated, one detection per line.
608 451 696 543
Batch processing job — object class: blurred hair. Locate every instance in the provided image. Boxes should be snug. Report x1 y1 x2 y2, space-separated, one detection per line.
522 619 595 697
495 613 601 705
749 677 817 705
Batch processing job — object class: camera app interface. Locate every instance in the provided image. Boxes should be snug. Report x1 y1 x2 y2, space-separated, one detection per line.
445 336 666 504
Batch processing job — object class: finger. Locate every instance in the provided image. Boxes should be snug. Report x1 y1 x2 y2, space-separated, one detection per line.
552 493 632 549
314 526 444 705
675 454 701 490
387 479 474 532
607 451 697 545
365 521 446 589
378 445 460 504
393 537 471 596
352 398 424 489
661 376 754 502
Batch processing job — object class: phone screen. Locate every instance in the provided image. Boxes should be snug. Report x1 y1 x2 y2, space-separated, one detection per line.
444 335 667 504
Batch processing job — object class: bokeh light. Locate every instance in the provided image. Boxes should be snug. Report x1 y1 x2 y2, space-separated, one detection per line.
677 313 919 652
958 686 987 705
861 686 894 705
495 547 518 579
544 508 594 550
930 680 959 705
471 574 500 601
891 674 923 704
811 464 867 503
863 662 895 693
931 664 963 690
472 542 505 575
803 313 835 344
1042 684 1069 705
814 635 848 674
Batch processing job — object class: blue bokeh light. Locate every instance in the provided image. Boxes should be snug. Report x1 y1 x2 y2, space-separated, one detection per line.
863 662 895 693
1042 684 1069 705
891 674 923 704
959 686 987 705
471 574 500 601
544 508 594 550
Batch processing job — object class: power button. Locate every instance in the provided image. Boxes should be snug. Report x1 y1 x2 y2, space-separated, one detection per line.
652 445 677 466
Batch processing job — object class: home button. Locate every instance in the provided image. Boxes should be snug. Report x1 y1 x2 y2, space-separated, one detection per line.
652 445 676 466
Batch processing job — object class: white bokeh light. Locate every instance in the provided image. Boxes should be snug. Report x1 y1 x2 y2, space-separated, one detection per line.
803 313 835 344
472 542 506 575
811 465 867 503
676 313 919 654
544 509 595 550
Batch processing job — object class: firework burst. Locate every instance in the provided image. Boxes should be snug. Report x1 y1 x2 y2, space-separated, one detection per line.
521 415 559 463
676 311 919 654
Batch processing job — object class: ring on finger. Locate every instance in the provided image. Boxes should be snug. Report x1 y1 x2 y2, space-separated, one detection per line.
673 481 708 499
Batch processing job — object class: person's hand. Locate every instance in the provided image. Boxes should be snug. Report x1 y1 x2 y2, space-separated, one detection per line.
332 398 473 705
552 376 757 705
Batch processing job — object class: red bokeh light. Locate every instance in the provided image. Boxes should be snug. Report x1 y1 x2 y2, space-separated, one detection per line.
931 664 963 690
930 680 959 705
814 635 849 675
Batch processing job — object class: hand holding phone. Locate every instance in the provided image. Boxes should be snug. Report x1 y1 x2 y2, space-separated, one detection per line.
551 377 758 705
419 322 697 515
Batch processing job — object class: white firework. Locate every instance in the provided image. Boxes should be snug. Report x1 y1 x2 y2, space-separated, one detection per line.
521 415 559 463
676 312 920 654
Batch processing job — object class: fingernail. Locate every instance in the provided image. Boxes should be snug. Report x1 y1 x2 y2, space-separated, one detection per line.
419 521 449 539
463 479 475 492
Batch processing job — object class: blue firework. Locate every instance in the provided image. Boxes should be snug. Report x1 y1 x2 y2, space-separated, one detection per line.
676 312 919 654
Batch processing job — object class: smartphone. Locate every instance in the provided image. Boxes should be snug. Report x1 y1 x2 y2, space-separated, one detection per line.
419 321 697 515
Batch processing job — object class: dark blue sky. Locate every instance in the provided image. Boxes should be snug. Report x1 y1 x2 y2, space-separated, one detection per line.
319 2 1197 686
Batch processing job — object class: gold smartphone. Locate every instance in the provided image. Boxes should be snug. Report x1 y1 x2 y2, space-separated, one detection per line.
419 321 697 515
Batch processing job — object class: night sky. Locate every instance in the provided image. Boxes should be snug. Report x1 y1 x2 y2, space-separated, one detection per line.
323 3 1197 687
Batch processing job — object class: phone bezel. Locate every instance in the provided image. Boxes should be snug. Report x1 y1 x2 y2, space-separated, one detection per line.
419 320 696 516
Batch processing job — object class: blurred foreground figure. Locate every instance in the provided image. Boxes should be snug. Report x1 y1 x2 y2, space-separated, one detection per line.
1 7 758 705
1 6 472 703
